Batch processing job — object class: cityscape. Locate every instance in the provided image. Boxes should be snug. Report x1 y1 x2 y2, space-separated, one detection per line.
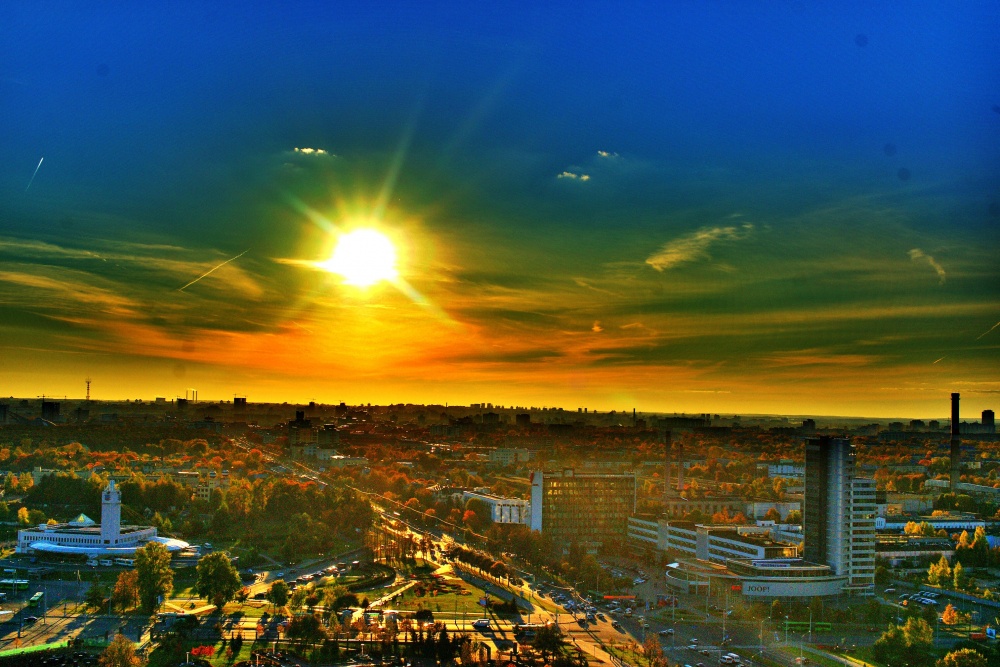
2 4 999 667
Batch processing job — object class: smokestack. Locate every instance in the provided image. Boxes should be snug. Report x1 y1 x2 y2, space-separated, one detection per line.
676 434 685 493
951 393 961 491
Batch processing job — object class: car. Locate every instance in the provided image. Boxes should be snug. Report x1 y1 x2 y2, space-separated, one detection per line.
23 616 38 624
701 650 711 656
659 629 674 636
597 613 606 621
612 621 623 630
472 619 491 630
884 587 896 594
691 638 699 644
688 645 698 651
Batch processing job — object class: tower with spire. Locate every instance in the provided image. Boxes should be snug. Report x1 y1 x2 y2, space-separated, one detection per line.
101 480 122 544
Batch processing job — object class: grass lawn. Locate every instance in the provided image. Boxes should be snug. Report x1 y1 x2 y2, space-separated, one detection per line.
390 574 490 616
146 639 256 667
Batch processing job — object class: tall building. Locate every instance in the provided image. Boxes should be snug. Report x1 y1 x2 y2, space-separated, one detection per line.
804 437 876 596
530 469 636 552
983 410 995 434
951 393 961 490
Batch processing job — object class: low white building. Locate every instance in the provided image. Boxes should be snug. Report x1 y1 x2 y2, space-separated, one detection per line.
462 491 530 524
17 480 188 557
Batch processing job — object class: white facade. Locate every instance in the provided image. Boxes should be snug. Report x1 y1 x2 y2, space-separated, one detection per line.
462 491 530 524
17 480 188 556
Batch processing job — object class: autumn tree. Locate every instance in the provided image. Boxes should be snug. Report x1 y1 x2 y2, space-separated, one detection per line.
99 633 145 667
927 555 952 587
941 604 959 625
936 648 988 667
110 570 140 612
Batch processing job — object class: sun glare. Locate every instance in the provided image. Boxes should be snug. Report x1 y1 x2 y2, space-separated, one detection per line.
322 228 398 286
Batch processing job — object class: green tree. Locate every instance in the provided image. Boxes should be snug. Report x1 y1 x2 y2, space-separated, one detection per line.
86 581 108 611
953 561 968 591
99 633 145 667
936 648 988 667
196 552 243 609
285 612 328 643
135 542 173 612
785 509 802 524
267 579 291 608
901 617 934 650
533 624 565 663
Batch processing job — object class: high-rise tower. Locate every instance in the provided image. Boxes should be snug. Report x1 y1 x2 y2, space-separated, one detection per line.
950 393 961 490
101 480 122 545
804 436 876 595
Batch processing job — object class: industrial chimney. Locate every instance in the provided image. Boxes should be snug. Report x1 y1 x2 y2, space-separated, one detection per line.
950 393 961 491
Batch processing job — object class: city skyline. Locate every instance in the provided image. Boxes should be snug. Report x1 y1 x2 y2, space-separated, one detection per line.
2 4 998 418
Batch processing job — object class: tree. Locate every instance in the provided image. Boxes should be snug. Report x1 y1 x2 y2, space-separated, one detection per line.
941 603 959 625
286 612 328 643
196 552 243 609
901 617 934 650
86 581 108 611
135 542 173 612
99 633 145 667
533 624 565 663
785 509 802 524
928 555 952 587
936 648 988 667
953 561 968 591
762 507 782 522
110 570 140 612
267 579 291 609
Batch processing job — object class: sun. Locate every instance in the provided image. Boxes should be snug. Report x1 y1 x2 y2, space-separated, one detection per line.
321 228 398 286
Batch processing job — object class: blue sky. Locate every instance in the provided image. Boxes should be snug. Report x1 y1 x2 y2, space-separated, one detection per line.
1 2 998 417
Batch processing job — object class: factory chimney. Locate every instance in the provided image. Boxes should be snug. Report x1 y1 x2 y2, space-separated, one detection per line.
950 393 961 491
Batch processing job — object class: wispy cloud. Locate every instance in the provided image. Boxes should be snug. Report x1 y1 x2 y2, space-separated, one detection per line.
591 321 603 333
908 248 946 284
646 223 754 271
597 150 620 159
557 171 590 181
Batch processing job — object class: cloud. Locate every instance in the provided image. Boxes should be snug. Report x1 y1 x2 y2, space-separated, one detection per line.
908 248 946 284
557 171 590 181
646 223 754 271
591 321 603 333
293 147 330 156
597 150 620 159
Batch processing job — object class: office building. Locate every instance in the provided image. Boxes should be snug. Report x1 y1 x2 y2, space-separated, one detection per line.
804 436 876 596
530 469 635 551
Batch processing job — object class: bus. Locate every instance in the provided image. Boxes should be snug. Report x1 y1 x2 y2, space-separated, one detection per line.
114 558 135 567
783 620 832 632
0 580 29 591
28 592 44 607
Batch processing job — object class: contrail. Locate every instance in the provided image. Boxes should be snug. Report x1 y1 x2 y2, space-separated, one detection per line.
975 320 1000 341
177 248 250 291
25 157 43 191
932 357 945 364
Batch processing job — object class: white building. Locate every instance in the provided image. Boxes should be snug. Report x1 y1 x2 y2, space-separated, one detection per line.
489 448 532 467
462 491 530 524
17 480 189 556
